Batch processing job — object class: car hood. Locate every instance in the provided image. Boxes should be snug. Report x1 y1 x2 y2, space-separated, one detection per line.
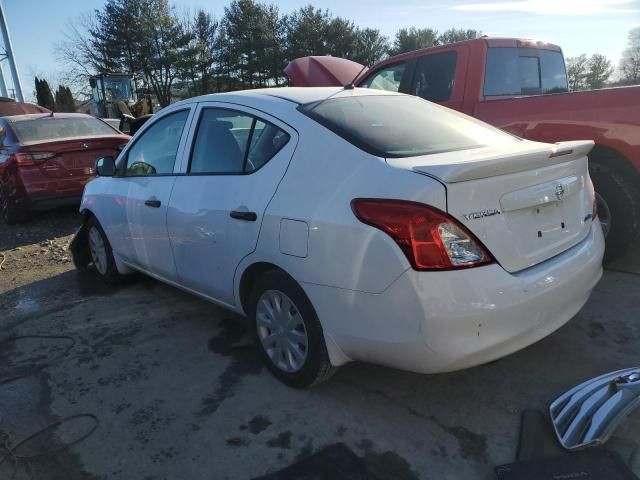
284 56 366 87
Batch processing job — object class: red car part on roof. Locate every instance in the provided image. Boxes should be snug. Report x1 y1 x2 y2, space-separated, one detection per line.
284 56 367 87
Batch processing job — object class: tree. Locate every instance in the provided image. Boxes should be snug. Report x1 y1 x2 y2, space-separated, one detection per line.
55 85 76 112
179 10 220 95
353 28 389 66
390 27 438 56
57 0 190 106
35 77 56 111
438 28 481 45
585 54 613 90
325 16 359 58
566 54 589 91
284 6 333 60
220 0 280 89
619 27 640 85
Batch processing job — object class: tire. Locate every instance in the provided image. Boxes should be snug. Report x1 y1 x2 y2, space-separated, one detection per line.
86 216 124 284
589 162 640 263
248 270 335 388
0 182 27 225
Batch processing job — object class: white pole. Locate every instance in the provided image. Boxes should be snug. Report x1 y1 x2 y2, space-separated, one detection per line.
0 0 23 102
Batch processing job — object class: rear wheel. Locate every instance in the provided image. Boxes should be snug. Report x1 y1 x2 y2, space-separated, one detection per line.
0 183 27 225
590 162 640 263
248 270 334 388
86 216 124 284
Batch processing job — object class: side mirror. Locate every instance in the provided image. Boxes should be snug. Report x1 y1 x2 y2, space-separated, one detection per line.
95 156 116 177
0 127 4 147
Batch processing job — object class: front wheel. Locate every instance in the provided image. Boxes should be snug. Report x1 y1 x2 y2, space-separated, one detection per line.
248 270 335 388
590 162 640 263
86 217 124 284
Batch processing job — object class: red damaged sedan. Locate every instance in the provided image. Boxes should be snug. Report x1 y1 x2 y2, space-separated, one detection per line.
0 113 130 224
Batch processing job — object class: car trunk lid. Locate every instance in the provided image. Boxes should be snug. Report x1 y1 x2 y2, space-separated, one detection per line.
387 140 596 272
22 136 128 178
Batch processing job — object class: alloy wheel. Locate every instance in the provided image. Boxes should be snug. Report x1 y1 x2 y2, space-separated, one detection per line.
256 289 309 373
88 226 108 275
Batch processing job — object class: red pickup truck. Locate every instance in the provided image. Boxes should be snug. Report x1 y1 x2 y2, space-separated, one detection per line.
285 38 640 261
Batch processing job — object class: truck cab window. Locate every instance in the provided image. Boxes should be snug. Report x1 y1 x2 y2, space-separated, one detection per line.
484 47 568 96
410 51 458 102
360 63 406 92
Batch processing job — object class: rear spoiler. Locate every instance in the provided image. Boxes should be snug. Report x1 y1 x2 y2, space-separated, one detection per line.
410 141 595 184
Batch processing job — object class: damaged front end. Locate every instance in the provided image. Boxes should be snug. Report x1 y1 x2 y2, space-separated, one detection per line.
550 367 640 451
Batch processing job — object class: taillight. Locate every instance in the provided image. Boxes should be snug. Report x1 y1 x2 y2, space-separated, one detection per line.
14 152 56 166
351 199 494 270
592 196 598 220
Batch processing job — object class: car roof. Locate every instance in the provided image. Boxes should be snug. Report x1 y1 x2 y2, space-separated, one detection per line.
184 86 405 107
6 112 99 122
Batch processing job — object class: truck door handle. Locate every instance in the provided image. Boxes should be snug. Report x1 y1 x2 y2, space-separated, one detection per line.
230 210 257 221
144 199 161 208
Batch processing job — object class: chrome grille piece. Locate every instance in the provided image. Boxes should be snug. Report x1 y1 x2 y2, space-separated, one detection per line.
550 367 640 450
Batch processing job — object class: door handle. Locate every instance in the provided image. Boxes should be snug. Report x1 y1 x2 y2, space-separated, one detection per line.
144 199 161 208
230 210 257 221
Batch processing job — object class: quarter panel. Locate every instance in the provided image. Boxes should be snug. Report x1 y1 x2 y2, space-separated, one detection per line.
239 112 448 295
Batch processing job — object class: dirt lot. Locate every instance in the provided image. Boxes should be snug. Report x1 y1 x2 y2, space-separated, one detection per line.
1 210 639 479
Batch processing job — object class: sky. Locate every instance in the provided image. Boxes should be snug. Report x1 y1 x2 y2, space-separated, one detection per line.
3 0 640 101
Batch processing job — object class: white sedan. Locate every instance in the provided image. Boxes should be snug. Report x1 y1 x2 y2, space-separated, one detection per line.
71 87 604 387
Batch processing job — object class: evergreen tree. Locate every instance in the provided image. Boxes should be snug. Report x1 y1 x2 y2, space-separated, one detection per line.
55 85 76 112
585 54 613 90
354 28 389 66
390 27 439 56
34 77 56 111
438 28 481 45
567 54 589 91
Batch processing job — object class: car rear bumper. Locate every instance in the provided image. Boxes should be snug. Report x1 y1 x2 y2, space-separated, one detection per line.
18 167 91 202
303 221 605 373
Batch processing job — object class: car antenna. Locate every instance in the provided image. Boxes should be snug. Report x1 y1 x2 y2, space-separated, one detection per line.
344 64 368 90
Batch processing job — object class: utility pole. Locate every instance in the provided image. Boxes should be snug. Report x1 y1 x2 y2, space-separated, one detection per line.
0 0 23 102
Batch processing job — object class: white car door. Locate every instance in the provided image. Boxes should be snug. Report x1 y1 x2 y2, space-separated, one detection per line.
109 108 193 278
167 102 297 306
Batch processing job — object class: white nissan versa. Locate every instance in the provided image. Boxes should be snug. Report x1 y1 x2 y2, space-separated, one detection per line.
71 87 604 387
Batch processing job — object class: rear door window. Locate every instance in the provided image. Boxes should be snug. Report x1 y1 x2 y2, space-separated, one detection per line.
484 47 568 96
189 108 290 174
360 63 407 92
410 52 458 102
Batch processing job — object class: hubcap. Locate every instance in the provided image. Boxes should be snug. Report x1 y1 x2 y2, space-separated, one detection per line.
88 227 108 275
595 192 612 238
256 290 308 373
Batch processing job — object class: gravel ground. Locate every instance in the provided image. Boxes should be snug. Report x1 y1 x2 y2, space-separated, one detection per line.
0 208 81 292
1 212 639 480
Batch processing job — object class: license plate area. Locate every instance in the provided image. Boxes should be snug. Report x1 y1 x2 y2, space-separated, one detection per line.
534 201 568 241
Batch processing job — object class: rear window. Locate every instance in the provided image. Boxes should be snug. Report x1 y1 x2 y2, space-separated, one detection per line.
9 116 117 143
484 47 568 96
300 94 517 158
